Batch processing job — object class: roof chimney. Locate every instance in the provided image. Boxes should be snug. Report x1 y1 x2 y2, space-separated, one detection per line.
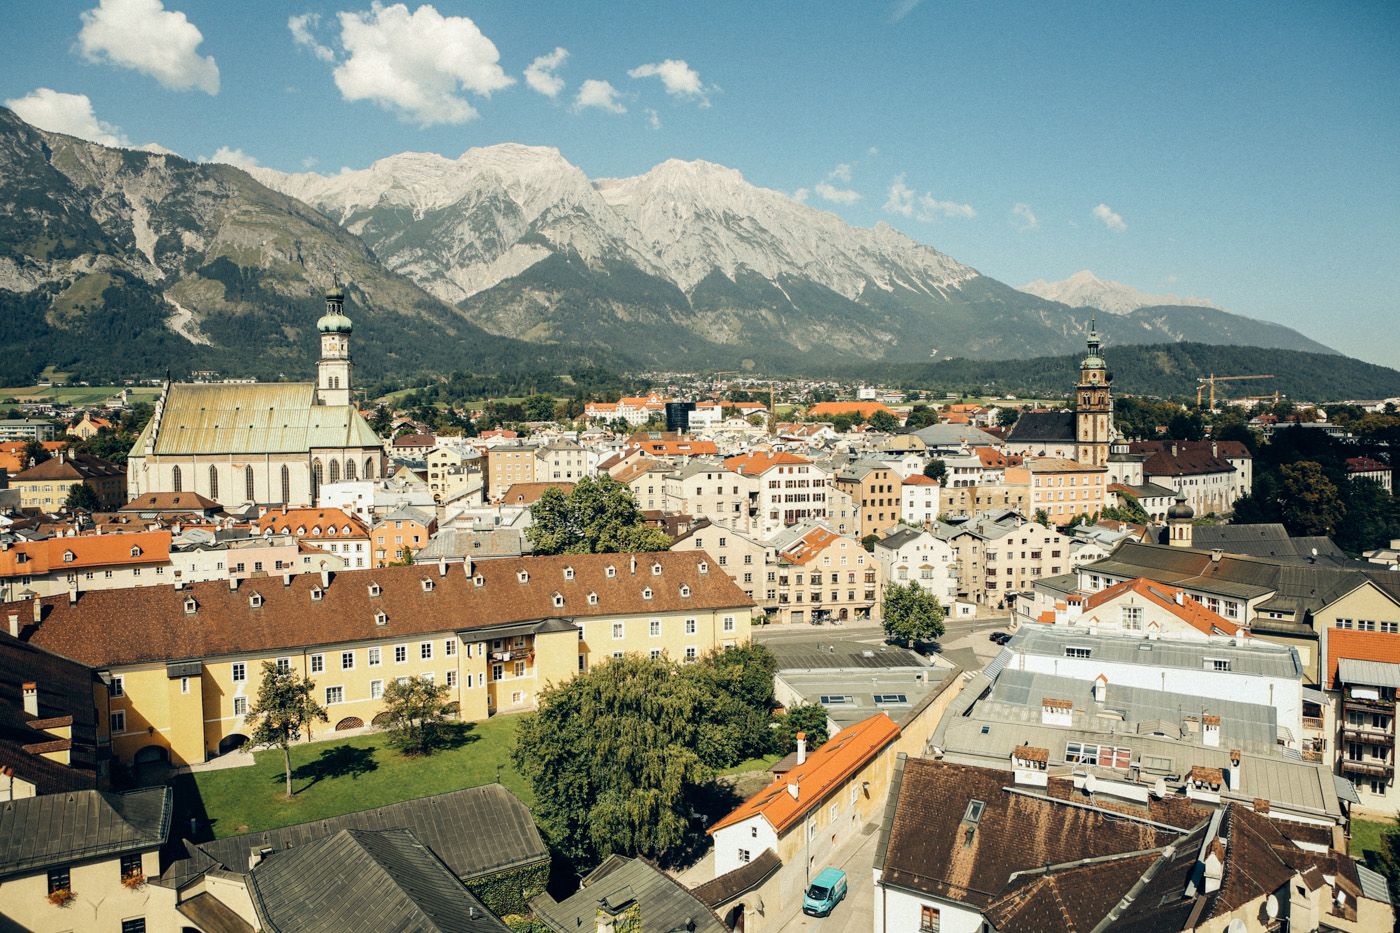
21 682 37 717
786 782 799 800
7 612 19 639
438 557 447 577
1228 749 1242 789
320 569 331 588
796 732 807 765
31 596 41 624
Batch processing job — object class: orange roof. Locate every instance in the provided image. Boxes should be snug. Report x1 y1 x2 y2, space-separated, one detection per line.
1085 577 1244 637
0 440 68 474
500 482 575 505
946 404 985 413
974 447 1009 469
778 525 841 565
636 440 719 456
903 474 938 486
709 713 900 834
723 451 811 475
807 401 896 418
254 508 369 539
941 413 971 424
1328 628 1400 687
0 530 171 578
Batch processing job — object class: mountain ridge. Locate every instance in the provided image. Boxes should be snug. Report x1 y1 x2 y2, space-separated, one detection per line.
1020 269 1220 315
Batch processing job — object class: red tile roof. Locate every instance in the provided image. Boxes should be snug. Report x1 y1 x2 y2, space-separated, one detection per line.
1084 577 1245 637
1327 628 1400 687
903 474 939 486
709 713 900 834
723 451 811 475
0 531 171 578
254 508 369 539
777 526 841 565
500 482 575 505
806 402 896 419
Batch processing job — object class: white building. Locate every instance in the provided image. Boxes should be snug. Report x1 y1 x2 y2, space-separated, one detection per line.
899 474 940 527
873 527 958 604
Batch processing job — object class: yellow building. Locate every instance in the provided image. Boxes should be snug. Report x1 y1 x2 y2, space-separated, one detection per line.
10 451 126 511
1009 457 1109 526
17 552 753 766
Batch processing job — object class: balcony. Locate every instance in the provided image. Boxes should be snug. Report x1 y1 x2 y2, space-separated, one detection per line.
1342 725 1394 746
491 648 534 663
1340 757 1394 777
1302 716 1325 731
1344 696 1394 716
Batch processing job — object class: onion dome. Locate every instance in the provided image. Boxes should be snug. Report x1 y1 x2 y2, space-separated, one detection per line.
1167 491 1194 521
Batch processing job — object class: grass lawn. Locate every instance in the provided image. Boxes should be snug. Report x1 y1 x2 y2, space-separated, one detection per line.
0 384 162 406
721 753 781 776
184 715 532 839
1351 816 1392 863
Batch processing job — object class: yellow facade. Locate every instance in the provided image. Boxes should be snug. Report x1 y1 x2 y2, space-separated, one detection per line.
0 849 176 933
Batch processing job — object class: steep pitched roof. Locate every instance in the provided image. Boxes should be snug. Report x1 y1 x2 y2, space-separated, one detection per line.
498 483 574 506
1084 577 1246 637
1326 628 1400 688
1006 412 1076 444
0 530 171 577
531 855 725 933
723 451 811 475
12 450 124 482
710 713 900 834
0 786 171 879
254 508 369 539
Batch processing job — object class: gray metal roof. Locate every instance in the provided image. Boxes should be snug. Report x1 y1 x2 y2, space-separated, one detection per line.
195 785 546 883
910 423 1002 448
249 828 507 933
766 634 927 671
1010 625 1301 679
1334 774 1362 805
1357 862 1393 905
0 787 171 879
532 855 725 933
779 667 953 728
1337 657 1400 689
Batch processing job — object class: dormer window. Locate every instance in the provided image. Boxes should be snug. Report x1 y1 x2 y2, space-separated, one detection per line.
651 562 662 576
368 582 382 597
183 597 197 614
552 593 565 608
697 561 709 575
375 611 387 626
564 566 575 581
130 546 142 558
473 575 485 587
421 578 434 592
296 526 306 535
342 525 352 535
680 584 691 598
587 592 599 606
63 551 75 563
642 587 653 600
517 570 529 583
310 586 324 601
605 565 617 578
249 593 263 608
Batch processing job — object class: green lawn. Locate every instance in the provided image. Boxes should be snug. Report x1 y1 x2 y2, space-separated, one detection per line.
721 753 781 776
0 384 162 406
184 715 532 838
1351 816 1392 862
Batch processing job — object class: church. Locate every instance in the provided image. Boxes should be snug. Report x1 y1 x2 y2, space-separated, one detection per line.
1005 326 1116 465
126 286 386 508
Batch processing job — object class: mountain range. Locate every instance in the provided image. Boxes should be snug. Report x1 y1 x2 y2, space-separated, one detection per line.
0 107 1348 386
1019 270 1219 315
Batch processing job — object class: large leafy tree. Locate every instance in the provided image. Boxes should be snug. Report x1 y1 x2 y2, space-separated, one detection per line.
867 410 900 433
1335 478 1400 555
904 405 938 430
1277 460 1346 537
923 459 947 481
381 675 453 756
527 475 671 554
245 662 328 798
1102 491 1149 524
63 483 102 512
772 703 830 755
882 581 946 647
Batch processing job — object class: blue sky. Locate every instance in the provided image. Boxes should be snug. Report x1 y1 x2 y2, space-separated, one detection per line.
3 1 1398 364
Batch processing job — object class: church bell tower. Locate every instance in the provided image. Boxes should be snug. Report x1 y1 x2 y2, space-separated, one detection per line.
1075 323 1113 466
315 283 353 407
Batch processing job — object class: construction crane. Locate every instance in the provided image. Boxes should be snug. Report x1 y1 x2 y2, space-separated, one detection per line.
1195 374 1274 410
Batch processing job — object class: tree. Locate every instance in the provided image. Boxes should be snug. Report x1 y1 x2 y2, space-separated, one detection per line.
997 407 1020 428
881 581 946 646
1277 461 1346 537
1166 411 1206 441
1033 508 1051 527
245 662 328 798
63 483 101 512
923 459 947 482
522 394 557 422
527 475 672 554
904 405 938 430
867 410 900 433
1101 492 1149 524
861 533 879 552
1335 477 1400 554
381 675 453 756
20 439 50 468
772 703 829 755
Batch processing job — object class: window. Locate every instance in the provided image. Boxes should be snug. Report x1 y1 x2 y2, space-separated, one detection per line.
963 800 985 824
649 620 661 637
421 642 433 660
342 651 355 670
588 592 599 606
311 654 324 673
395 645 407 663
819 694 854 705
650 649 662 659
368 647 381 666
121 920 146 933
180 676 190 695
325 686 343 705
723 616 736 632
370 680 383 700
111 675 125 697
685 647 698 662
276 657 291 674
120 852 143 881
1064 646 1092 659
737 848 751 863
47 866 70 895
685 619 697 635
1121 606 1143 630
233 696 247 717
110 710 126 733
1066 741 1132 769
172 465 182 492
1205 658 1232 672
445 640 457 657
228 662 246 683
446 670 457 687
613 622 625 640
919 906 940 932
492 663 504 681
642 587 653 600
874 693 909 705
208 464 219 500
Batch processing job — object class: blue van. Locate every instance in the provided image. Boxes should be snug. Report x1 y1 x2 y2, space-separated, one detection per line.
803 867 848 917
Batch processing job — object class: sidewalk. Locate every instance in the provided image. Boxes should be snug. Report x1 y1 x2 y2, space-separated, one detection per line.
769 821 881 933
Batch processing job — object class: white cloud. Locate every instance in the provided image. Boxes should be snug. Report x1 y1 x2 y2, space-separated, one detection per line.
883 174 974 220
792 187 809 204
205 146 259 169
1093 202 1127 232
289 12 334 62
627 59 709 106
5 88 128 146
78 0 220 94
573 79 626 114
301 156 319 169
1011 202 1039 231
828 162 853 183
645 107 661 129
890 0 923 22
332 2 513 127
814 182 861 205
524 46 568 98
866 146 880 157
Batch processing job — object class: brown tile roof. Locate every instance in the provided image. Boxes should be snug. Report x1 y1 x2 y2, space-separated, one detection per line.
983 851 1161 933
1013 746 1049 764
254 508 369 540
689 849 781 908
0 636 99 794
12 450 124 482
500 482 575 506
878 760 1182 910
1189 766 1224 786
776 525 842 566
391 433 436 447
18 552 754 667
0 530 171 578
119 492 221 512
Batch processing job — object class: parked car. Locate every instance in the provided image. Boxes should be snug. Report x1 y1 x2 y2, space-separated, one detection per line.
988 631 1012 645
803 867 848 917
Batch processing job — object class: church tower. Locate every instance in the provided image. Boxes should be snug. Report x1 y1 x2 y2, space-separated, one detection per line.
316 283 353 407
1075 323 1113 466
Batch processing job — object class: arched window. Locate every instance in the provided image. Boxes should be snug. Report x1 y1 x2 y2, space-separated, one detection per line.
172 465 182 492
345 458 357 481
245 465 255 503
312 459 324 499
328 459 341 484
364 457 375 480
208 465 219 501
280 464 291 504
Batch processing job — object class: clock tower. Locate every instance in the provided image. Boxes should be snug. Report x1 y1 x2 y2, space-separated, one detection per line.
315 283 354 408
1075 324 1113 466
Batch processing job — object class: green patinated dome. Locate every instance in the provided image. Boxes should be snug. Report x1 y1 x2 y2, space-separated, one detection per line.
317 310 353 333
1167 491 1194 521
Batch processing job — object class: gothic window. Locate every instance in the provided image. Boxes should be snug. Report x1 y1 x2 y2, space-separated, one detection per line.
281 464 291 504
245 465 255 502
329 459 341 484
364 457 375 480
312 459 324 497
346 459 357 481
208 465 219 500
172 465 182 492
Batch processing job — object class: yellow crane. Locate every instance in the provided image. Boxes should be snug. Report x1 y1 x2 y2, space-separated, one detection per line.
1195 373 1274 410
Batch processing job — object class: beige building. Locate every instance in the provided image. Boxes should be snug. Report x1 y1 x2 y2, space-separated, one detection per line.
725 452 829 537
1010 457 1109 526
671 520 771 609
535 439 589 483
255 507 372 570
832 458 903 539
484 444 538 497
20 552 753 766
664 461 758 532
768 523 880 625
425 444 482 504
937 512 1072 606
11 451 126 511
615 458 672 513
938 479 1029 519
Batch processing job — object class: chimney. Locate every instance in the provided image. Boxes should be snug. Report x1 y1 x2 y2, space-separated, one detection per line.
7 613 19 638
630 555 637 575
796 732 807 765
438 557 447 577
1093 673 1108 703
67 581 78 606
320 569 331 588
31 596 41 624
1175 590 1184 605
21 682 37 717
282 572 292 587
1228 749 1241 789
786 782 799 800
248 845 274 871
1202 714 1221 747
462 556 473 578
228 577 238 591
1011 746 1049 786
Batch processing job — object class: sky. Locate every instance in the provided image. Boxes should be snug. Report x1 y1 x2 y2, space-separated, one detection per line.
2 0 1398 364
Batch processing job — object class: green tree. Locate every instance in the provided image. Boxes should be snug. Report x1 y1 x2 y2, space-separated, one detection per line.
63 483 102 512
1033 508 1051 527
772 703 829 755
381 675 453 756
923 459 947 482
867 410 900 433
1335 478 1400 554
522 394 557 422
904 405 938 430
861 533 879 552
997 407 1020 428
679 644 778 767
1166 411 1206 441
881 581 946 647
527 475 672 554
1101 492 1149 524
245 662 328 798
1277 460 1346 537
370 406 393 435
20 439 51 468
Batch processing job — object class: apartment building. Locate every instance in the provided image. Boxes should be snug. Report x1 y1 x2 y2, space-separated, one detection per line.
936 511 1072 606
831 458 902 539
937 480 1029 519
1323 627 1400 809
872 528 957 604
767 523 879 625
484 444 538 497
11 451 126 511
899 474 940 527
371 506 437 567
17 553 753 766
535 439 589 483
725 452 829 537
664 462 758 533
1010 457 1109 526
254 507 372 570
